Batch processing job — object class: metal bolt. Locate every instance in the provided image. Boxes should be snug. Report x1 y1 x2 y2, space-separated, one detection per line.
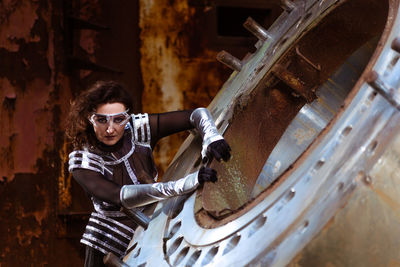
281 0 296 12
243 17 272 41
366 70 400 110
216 50 242 72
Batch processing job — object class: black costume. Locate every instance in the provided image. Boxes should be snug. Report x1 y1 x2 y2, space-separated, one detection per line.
68 108 229 265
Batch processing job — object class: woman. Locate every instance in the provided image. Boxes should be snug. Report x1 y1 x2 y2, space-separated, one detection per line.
66 81 231 266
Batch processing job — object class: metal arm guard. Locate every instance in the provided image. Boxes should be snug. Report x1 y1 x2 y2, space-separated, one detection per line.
190 108 224 160
120 172 199 209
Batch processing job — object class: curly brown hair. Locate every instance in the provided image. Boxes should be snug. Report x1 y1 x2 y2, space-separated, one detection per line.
66 81 134 148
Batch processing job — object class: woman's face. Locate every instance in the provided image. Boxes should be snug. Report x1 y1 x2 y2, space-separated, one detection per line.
90 102 129 146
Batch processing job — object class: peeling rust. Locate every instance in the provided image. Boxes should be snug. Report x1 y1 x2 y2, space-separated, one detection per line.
3 0 393 265
0 1 40 51
272 64 316 102
198 0 388 222
139 0 229 175
58 140 72 211
201 80 305 218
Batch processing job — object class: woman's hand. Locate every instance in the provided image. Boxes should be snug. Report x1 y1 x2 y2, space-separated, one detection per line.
203 139 231 163
198 166 218 184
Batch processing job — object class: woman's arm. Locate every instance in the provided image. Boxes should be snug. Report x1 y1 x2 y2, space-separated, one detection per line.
149 110 193 148
72 166 217 209
149 108 231 162
72 169 122 206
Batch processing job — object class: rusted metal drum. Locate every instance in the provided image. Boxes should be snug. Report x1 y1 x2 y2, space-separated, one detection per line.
123 0 400 266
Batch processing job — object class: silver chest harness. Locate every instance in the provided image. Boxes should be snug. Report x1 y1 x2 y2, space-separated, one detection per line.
68 113 153 257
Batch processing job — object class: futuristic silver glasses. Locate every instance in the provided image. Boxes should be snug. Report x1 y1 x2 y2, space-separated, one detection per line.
89 109 131 130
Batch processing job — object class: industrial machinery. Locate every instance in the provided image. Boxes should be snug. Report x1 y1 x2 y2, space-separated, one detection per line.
119 0 400 265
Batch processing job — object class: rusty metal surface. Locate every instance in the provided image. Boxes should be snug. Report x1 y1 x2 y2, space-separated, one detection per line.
202 82 305 218
201 0 387 219
0 0 95 265
138 0 237 175
3 0 400 266
0 0 231 265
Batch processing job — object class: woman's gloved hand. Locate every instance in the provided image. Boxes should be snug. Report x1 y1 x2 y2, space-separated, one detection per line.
190 108 232 164
198 166 218 184
203 139 231 164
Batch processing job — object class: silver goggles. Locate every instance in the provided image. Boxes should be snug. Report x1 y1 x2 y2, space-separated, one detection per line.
89 109 131 129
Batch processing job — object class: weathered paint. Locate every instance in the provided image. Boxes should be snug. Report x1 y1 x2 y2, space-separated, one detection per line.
0 0 87 265
0 0 85 264
200 0 388 219
139 0 228 176
0 1 40 52
1 0 228 265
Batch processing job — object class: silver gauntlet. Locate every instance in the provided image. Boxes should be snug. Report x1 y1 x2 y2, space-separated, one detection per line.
120 172 199 209
190 108 223 159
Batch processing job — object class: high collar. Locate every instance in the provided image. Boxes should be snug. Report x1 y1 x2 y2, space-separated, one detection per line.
88 130 125 153
97 135 124 152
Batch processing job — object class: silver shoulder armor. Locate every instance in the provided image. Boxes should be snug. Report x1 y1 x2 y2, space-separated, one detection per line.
68 149 105 174
132 113 151 146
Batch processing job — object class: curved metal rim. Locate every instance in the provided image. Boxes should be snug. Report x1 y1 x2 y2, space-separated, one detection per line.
124 0 400 266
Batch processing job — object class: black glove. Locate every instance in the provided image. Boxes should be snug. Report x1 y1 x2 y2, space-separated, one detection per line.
198 166 217 184
203 139 231 163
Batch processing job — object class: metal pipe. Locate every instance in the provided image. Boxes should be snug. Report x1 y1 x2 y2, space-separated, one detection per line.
216 50 242 72
281 0 296 12
366 70 400 110
243 17 272 41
